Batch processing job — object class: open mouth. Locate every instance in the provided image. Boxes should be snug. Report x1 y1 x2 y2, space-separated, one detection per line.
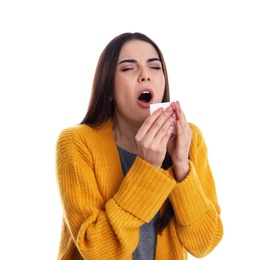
138 91 152 103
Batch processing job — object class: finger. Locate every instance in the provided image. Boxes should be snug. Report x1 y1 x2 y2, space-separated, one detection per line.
148 105 175 138
136 107 164 139
147 113 176 152
173 101 190 135
158 114 177 143
139 105 174 139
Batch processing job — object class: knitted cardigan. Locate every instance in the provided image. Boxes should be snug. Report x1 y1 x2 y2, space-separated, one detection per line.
55 118 223 260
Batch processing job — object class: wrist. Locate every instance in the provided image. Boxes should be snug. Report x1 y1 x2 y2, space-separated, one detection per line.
174 162 189 182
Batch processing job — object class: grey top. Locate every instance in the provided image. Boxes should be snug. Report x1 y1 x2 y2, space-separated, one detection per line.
117 146 159 260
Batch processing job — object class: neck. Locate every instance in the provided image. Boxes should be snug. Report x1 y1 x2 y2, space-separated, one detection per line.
112 116 140 154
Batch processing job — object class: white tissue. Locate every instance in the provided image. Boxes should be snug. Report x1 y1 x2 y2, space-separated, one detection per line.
150 102 176 134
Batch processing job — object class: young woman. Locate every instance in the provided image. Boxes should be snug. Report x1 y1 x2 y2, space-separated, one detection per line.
55 32 223 259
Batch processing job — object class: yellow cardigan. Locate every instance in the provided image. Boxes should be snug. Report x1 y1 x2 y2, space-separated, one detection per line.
55 119 223 260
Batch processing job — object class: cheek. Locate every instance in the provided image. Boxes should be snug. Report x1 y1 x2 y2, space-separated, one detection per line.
113 77 132 102
153 77 166 102
157 75 166 92
114 72 130 90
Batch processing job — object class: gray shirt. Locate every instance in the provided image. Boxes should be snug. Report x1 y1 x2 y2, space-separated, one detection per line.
117 146 159 260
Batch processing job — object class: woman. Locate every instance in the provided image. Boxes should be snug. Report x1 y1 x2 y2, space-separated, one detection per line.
55 32 223 259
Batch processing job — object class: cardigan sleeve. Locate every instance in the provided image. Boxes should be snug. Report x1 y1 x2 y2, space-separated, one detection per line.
56 126 176 260
168 123 223 258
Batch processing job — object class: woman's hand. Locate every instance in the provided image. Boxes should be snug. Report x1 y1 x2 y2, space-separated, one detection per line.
167 101 193 182
135 105 176 169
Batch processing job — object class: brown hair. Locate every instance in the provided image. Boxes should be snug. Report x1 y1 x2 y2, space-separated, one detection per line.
80 32 173 233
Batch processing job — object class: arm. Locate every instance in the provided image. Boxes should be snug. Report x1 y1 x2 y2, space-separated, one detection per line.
168 124 223 257
56 127 176 259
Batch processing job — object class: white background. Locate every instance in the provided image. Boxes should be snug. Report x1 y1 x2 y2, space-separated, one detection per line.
1 1 273 259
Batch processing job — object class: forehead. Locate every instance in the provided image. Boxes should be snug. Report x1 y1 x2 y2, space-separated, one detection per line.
118 39 159 61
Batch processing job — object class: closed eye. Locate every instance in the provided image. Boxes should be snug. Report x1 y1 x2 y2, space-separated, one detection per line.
121 68 134 71
150 66 161 70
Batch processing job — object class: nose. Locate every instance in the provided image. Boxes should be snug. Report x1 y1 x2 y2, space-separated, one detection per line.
139 74 150 82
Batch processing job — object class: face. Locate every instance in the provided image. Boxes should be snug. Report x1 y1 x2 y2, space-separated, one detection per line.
113 39 165 125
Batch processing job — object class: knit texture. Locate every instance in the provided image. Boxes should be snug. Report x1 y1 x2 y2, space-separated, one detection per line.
117 145 158 259
55 119 223 259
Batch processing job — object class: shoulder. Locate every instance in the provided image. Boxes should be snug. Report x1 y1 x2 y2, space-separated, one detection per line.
188 122 203 138
55 125 94 161
55 119 115 165
56 119 113 150
56 124 92 146
188 122 207 150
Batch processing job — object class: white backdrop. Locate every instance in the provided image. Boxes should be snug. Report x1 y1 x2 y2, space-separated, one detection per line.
1 1 273 259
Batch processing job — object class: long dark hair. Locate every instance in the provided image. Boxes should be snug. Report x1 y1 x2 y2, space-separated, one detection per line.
81 32 174 233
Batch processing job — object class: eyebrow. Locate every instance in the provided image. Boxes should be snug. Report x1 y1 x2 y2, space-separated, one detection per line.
118 58 161 65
